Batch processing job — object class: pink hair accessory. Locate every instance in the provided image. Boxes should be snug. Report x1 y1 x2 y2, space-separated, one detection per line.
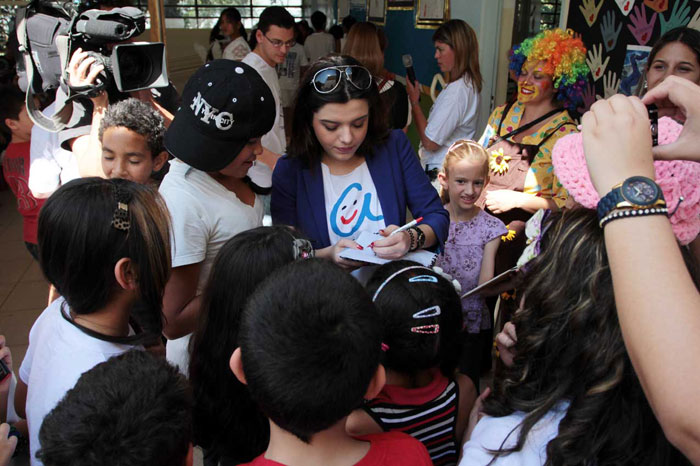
381 342 390 352
410 324 440 334
552 117 700 245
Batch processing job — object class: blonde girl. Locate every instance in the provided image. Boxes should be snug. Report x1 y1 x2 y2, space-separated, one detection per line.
436 140 506 388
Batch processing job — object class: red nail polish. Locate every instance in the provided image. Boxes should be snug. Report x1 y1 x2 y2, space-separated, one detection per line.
370 242 375 248
357 245 364 250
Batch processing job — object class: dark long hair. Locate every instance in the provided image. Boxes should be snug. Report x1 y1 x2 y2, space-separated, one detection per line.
188 226 310 462
220 7 247 41
288 55 388 169
483 209 689 465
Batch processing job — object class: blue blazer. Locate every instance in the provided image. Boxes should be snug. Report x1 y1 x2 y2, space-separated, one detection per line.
271 130 449 250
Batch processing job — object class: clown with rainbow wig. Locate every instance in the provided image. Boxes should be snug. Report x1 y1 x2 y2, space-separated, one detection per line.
476 28 589 271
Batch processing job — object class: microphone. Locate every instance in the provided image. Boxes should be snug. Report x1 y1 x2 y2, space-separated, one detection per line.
402 54 417 85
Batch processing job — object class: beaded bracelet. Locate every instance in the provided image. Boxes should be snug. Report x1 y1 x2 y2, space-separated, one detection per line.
599 207 669 229
406 227 416 251
409 226 426 251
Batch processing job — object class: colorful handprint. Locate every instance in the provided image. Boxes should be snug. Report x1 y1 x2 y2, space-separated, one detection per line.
689 8 700 31
601 10 623 52
614 0 636 16
579 0 604 27
659 0 691 35
578 81 597 114
602 71 621 99
586 44 610 82
644 0 669 14
627 3 657 45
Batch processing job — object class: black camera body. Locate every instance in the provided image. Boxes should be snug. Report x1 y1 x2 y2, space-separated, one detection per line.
15 2 169 131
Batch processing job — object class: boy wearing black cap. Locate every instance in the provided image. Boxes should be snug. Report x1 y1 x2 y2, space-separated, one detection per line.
159 60 275 375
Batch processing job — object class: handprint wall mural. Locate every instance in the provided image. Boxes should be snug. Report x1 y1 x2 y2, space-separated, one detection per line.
566 0 699 111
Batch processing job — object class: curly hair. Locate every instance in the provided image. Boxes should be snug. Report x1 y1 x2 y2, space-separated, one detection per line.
99 98 165 157
483 209 686 465
509 28 588 111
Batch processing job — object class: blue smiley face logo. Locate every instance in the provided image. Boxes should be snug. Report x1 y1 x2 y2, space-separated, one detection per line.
330 183 383 237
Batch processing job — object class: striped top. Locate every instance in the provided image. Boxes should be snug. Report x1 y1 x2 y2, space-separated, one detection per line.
364 371 460 466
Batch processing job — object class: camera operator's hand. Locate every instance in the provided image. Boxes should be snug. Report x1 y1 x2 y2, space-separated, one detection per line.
67 48 108 107
642 75 700 162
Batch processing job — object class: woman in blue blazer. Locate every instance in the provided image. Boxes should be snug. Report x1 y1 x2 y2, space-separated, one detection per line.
272 55 448 268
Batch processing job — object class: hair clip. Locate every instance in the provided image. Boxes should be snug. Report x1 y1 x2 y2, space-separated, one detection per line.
381 342 390 352
408 275 438 283
412 305 441 319
410 324 440 334
111 184 132 232
292 238 314 260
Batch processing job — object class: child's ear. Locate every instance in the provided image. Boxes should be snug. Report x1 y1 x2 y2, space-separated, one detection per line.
114 258 138 291
230 347 247 385
4 117 18 132
437 171 448 191
364 364 386 400
152 151 168 173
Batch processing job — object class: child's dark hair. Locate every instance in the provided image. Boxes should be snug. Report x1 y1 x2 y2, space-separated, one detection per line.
289 55 388 168
258 6 294 34
0 85 24 136
37 350 192 466
98 98 165 157
484 209 687 465
366 260 462 376
240 259 382 443
189 226 313 462
310 10 327 31
38 178 171 324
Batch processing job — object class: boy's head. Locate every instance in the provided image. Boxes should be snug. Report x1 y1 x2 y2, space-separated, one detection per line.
232 259 384 443
99 98 167 184
255 6 295 66
311 11 327 31
0 86 33 143
37 350 193 466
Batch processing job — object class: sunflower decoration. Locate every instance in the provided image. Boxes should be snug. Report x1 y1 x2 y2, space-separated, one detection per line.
501 228 516 242
489 148 511 175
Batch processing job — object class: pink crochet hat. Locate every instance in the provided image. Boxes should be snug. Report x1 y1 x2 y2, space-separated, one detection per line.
552 117 700 245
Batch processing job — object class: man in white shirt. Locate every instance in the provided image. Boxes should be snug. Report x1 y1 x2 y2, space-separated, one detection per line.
304 11 335 62
242 6 295 187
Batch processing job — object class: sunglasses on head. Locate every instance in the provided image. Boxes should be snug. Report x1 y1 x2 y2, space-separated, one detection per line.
311 65 373 94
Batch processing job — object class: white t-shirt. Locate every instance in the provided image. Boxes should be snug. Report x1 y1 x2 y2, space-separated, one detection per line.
19 297 138 466
277 43 308 107
421 77 480 167
242 52 286 156
304 32 335 62
460 403 568 466
321 161 386 244
222 36 251 61
159 159 263 374
28 102 80 197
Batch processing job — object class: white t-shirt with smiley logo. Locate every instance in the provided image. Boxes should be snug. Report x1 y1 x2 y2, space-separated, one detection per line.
321 161 386 245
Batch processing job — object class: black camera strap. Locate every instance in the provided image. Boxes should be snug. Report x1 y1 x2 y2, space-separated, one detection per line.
16 5 74 132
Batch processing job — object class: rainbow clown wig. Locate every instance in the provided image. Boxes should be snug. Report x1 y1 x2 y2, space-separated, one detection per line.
509 28 589 111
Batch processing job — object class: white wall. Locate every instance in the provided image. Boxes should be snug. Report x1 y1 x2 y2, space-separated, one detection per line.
451 0 503 132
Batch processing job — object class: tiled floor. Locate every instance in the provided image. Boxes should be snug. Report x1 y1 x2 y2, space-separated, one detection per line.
0 189 48 374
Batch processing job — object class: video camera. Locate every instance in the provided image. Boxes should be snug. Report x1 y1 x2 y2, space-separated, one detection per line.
15 1 169 131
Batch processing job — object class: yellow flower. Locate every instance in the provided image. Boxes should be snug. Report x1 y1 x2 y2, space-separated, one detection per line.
489 148 511 174
501 229 516 241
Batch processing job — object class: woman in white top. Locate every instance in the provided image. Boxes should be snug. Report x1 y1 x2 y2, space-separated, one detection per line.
407 19 482 180
219 7 251 61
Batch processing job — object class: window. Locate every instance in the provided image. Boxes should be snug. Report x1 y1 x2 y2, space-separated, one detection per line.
512 0 563 45
133 0 303 29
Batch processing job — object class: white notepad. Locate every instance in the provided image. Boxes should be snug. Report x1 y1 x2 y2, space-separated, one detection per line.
339 231 438 266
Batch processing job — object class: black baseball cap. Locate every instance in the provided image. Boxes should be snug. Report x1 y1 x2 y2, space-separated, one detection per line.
164 60 275 172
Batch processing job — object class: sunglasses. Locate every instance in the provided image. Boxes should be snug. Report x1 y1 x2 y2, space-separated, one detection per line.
311 66 373 94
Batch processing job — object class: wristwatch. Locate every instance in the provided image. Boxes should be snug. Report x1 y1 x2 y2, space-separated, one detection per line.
597 176 666 220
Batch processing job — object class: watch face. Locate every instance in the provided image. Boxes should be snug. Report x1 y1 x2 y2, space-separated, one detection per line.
621 177 660 205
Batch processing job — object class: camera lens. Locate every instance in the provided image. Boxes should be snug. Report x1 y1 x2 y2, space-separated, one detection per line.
117 47 154 90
